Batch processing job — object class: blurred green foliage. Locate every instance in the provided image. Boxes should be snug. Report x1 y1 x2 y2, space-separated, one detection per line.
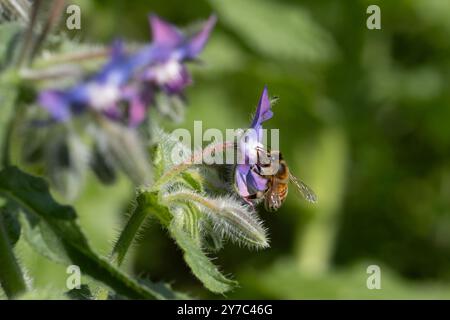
5 0 450 299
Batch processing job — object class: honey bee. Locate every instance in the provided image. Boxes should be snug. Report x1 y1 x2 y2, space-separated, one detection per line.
250 147 317 211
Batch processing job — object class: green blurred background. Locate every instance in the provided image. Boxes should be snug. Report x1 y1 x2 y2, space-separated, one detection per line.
16 0 450 299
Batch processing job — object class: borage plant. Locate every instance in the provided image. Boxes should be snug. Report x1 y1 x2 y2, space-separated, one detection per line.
0 1 313 300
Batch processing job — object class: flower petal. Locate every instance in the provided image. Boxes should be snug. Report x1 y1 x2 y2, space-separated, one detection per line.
164 64 192 94
128 88 153 126
235 164 268 199
94 43 133 86
38 90 72 121
251 86 273 130
239 128 261 164
235 164 251 197
247 169 268 193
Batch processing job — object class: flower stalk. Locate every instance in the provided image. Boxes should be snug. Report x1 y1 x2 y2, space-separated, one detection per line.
151 141 236 190
110 196 154 266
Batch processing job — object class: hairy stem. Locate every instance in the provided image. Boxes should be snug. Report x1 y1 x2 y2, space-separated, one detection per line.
0 212 27 299
111 191 171 265
95 199 152 299
33 47 110 69
165 192 217 212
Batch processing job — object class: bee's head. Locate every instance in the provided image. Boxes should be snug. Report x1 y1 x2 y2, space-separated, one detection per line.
254 150 283 176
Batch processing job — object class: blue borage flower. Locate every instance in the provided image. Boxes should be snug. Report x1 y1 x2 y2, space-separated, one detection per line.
235 86 274 202
39 41 139 123
38 14 217 126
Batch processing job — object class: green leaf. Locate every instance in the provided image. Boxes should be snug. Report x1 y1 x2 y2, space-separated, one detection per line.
181 202 202 245
0 166 163 299
181 171 204 193
201 219 224 253
169 217 237 294
19 211 70 264
211 0 336 64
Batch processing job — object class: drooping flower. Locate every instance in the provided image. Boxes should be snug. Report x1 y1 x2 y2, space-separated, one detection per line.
38 14 216 126
235 86 274 202
115 14 217 124
38 41 145 123
118 14 216 124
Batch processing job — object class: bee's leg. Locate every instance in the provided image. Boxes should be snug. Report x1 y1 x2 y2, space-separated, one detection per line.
242 196 255 206
246 193 258 200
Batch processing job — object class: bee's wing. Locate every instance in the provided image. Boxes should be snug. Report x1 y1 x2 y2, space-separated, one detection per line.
289 173 317 203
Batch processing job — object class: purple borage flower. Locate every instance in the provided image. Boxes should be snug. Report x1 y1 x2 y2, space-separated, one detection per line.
235 86 274 203
38 14 217 126
39 41 142 124
142 14 217 95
